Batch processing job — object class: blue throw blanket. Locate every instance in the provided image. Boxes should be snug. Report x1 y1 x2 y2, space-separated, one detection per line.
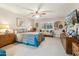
0 49 6 56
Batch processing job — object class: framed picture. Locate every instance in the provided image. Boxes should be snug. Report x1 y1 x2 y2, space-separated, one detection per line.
16 17 25 27
65 9 78 27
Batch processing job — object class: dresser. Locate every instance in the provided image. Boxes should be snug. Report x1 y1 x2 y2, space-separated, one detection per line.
60 32 79 55
60 33 73 54
0 33 15 48
72 38 79 56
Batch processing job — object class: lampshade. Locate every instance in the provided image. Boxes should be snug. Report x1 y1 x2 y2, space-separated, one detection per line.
0 24 10 29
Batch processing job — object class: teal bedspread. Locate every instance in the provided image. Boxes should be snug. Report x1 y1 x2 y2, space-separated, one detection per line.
16 32 44 47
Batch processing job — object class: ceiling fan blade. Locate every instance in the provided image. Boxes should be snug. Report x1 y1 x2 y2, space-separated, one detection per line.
22 13 35 18
37 4 43 11
41 10 53 12
32 15 36 17
40 13 46 15
42 13 46 15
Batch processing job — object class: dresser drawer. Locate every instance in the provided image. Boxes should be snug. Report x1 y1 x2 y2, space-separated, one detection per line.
0 33 15 48
72 42 79 56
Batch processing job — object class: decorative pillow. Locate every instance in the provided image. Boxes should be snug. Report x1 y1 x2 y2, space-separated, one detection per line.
16 28 27 33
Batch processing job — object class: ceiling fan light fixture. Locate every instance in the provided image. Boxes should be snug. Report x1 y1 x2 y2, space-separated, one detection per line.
35 14 40 18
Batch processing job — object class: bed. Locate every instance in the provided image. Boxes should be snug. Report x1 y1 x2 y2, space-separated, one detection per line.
16 32 44 47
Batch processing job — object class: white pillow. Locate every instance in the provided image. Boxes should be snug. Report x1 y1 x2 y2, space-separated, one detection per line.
16 27 27 33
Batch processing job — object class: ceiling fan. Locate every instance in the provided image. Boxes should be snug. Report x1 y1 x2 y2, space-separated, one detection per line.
17 4 53 18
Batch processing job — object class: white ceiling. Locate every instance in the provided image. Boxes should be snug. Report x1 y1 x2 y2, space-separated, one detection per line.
0 3 78 19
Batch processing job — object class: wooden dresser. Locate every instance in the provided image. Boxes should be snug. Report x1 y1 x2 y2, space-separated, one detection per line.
72 38 79 56
0 33 15 48
60 33 73 54
60 33 79 55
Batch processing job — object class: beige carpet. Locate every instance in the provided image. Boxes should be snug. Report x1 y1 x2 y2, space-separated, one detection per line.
2 37 67 56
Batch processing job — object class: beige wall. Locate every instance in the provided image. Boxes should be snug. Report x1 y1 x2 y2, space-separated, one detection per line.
0 3 79 29
0 8 32 29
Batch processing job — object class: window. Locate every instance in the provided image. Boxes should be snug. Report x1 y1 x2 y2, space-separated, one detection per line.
42 23 53 29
